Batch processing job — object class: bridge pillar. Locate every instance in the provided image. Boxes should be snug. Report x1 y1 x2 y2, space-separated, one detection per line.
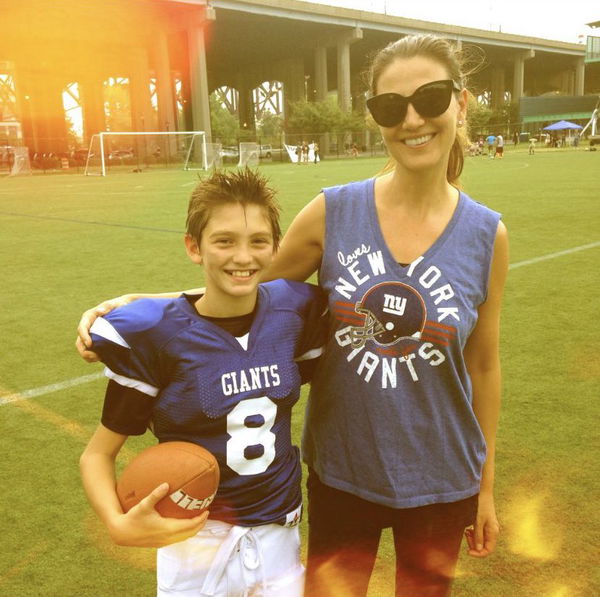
46 78 69 153
351 70 368 147
129 47 155 161
13 70 36 154
80 77 106 142
281 58 306 108
152 30 177 134
337 41 351 112
236 77 256 131
490 65 505 109
9 66 26 141
560 69 575 95
574 56 585 96
22 74 68 154
130 47 155 134
513 49 535 101
336 27 362 112
187 10 214 141
314 46 328 102
27 77 49 154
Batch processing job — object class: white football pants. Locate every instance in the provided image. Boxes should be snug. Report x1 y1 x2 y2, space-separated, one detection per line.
156 519 304 597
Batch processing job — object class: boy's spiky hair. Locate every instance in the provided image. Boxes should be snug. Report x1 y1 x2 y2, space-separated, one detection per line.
186 168 282 249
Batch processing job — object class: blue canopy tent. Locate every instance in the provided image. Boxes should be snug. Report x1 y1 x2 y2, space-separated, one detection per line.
543 120 583 130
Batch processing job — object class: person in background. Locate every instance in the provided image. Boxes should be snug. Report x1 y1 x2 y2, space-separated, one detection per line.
301 141 309 164
529 136 537 155
485 132 496 158
77 34 507 597
495 133 504 159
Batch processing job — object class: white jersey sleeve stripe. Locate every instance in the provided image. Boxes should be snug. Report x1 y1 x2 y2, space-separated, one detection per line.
104 367 159 397
295 346 324 362
91 317 131 349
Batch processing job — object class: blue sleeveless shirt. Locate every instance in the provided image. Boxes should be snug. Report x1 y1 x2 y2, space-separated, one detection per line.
302 178 501 508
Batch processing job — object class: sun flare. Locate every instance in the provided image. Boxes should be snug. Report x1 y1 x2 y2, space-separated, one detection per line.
504 492 563 561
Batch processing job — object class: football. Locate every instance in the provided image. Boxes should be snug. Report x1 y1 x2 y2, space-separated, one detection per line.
116 441 219 519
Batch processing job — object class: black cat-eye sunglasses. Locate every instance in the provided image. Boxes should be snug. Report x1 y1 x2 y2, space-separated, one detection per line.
367 79 462 128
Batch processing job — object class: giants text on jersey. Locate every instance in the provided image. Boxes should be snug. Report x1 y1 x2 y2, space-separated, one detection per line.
91 280 327 527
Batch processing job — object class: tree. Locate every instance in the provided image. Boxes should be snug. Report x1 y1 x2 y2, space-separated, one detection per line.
466 95 492 136
285 99 327 134
467 95 520 136
257 111 282 140
65 115 81 149
104 80 132 132
209 95 240 145
285 97 366 136
335 108 366 135
489 102 520 133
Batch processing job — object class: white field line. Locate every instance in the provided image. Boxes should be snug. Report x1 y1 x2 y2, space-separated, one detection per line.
2 241 598 407
0 371 104 406
509 240 600 270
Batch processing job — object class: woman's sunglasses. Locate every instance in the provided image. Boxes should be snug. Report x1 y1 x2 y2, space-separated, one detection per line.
367 79 462 128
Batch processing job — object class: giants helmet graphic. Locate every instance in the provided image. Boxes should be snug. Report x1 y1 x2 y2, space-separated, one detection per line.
349 282 427 348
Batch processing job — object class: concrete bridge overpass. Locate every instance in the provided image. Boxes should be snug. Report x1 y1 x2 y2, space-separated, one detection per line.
0 0 590 152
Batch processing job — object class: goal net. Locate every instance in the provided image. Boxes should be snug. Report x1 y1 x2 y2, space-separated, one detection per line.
8 147 32 176
206 143 223 169
237 142 259 168
83 131 208 176
185 139 223 171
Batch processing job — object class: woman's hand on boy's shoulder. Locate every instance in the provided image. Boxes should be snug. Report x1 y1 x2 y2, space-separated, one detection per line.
76 294 139 362
76 291 200 362
76 335 101 363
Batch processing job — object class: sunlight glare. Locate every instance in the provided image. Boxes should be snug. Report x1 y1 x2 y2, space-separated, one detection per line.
504 493 562 561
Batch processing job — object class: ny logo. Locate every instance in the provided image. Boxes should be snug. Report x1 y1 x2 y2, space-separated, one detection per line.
382 294 407 316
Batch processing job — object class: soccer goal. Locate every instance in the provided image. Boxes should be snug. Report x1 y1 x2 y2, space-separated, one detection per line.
187 138 223 171
237 142 259 168
83 131 209 176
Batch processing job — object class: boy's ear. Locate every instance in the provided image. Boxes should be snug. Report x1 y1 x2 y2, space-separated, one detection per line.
184 234 202 264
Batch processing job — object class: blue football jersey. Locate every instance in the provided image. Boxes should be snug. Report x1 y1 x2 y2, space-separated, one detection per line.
90 280 328 527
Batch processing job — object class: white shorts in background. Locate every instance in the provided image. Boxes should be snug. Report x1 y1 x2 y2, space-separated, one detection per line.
156 519 304 597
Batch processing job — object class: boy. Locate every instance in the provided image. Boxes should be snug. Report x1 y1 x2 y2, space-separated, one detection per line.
79 169 327 597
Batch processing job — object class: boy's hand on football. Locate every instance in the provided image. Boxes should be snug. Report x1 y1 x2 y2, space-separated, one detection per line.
109 483 209 548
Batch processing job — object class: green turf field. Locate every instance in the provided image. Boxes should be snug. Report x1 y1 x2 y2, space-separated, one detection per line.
1 146 598 597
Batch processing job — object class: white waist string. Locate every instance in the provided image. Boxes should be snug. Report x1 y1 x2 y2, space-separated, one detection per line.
200 525 267 597
239 529 267 597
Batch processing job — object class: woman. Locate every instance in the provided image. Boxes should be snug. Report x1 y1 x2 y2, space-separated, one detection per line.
78 35 507 597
